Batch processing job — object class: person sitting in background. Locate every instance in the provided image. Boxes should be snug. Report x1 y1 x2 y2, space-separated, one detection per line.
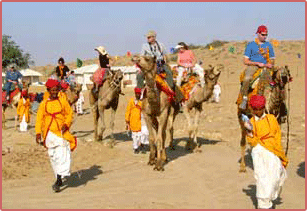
55 57 70 81
175 42 205 88
17 90 31 132
3 63 23 103
244 95 288 209
67 71 76 89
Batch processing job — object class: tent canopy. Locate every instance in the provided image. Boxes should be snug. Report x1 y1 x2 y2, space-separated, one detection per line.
20 69 43 77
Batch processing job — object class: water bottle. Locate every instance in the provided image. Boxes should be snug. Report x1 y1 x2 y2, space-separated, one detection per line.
241 114 253 131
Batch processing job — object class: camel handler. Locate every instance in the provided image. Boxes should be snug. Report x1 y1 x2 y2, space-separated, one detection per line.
239 25 275 110
35 79 77 193
244 95 288 209
17 90 31 132
125 87 146 154
43 80 69 102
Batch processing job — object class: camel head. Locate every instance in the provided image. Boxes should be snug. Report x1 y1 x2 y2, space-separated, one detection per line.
66 83 82 105
272 65 292 89
132 55 156 76
108 69 124 89
204 64 224 85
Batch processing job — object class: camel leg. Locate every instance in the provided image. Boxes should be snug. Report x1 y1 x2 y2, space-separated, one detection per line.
183 106 194 150
154 108 169 171
108 107 116 148
2 108 6 129
144 115 157 166
92 105 99 142
98 106 106 142
193 105 202 153
239 127 247 173
167 106 175 151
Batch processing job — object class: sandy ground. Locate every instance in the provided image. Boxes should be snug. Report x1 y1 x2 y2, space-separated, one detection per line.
2 48 305 209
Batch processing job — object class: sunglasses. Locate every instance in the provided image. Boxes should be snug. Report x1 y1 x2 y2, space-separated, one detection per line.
260 33 268 37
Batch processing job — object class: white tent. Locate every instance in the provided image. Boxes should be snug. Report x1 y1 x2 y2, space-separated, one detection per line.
73 64 139 90
20 69 43 84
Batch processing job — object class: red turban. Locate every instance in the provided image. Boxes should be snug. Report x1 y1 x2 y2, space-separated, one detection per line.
21 90 28 97
134 87 142 94
61 82 70 90
256 25 268 34
45 79 60 89
249 95 266 110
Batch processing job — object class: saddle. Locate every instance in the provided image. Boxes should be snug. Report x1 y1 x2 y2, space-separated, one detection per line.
180 75 200 102
236 67 272 109
2 88 21 104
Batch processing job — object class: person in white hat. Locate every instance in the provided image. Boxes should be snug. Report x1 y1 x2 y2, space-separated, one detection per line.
175 42 205 88
92 46 111 94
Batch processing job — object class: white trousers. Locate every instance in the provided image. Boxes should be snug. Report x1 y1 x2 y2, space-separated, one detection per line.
76 100 83 114
176 64 205 87
252 144 287 209
46 131 71 179
20 114 28 132
132 126 149 149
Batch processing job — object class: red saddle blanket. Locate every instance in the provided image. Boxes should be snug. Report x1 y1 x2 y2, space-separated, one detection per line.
2 89 20 104
93 68 108 86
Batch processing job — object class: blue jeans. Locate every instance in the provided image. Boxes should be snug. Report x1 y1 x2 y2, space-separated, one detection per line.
4 82 13 98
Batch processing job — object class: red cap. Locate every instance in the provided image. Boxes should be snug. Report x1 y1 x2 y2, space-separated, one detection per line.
61 82 70 90
45 79 60 89
134 87 142 94
249 95 266 110
256 25 268 34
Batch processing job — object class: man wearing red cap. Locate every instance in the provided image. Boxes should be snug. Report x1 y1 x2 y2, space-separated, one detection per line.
125 87 148 154
35 78 77 192
243 95 288 209
239 25 275 110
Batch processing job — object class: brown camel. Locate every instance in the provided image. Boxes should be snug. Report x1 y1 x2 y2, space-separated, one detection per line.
168 64 224 152
134 55 175 171
65 83 83 106
237 66 292 173
88 69 124 144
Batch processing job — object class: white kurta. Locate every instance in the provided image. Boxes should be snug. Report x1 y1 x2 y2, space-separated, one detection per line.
252 144 287 209
46 131 71 178
213 84 221 103
20 114 28 132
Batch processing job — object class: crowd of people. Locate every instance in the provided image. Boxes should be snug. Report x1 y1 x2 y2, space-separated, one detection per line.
2 25 290 209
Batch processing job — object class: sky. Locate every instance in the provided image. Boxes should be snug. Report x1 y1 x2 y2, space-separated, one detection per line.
2 2 305 67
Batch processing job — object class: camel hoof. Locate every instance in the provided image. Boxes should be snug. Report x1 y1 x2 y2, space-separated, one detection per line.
194 148 202 153
169 146 175 151
239 168 246 173
153 166 164 171
148 160 155 166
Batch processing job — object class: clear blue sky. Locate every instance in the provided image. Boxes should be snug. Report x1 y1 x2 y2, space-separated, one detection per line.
2 2 305 66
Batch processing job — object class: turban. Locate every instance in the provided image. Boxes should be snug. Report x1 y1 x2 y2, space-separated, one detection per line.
21 90 28 97
249 95 266 110
61 82 70 90
45 79 60 89
256 25 268 34
134 87 142 94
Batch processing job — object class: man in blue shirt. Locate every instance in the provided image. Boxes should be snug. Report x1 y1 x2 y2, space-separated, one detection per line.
239 25 275 110
3 63 23 102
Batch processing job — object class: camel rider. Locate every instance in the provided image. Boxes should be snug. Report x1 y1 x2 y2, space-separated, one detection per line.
137 30 175 90
175 42 205 88
3 63 23 103
92 46 111 94
55 57 70 81
239 25 275 110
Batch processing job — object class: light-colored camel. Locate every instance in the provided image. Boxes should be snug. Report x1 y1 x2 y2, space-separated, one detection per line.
237 66 291 173
88 69 124 144
2 82 30 130
134 55 174 171
65 83 83 106
168 64 224 152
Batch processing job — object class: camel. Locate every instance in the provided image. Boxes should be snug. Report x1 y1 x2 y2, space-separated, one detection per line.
168 64 224 152
134 55 173 171
2 82 30 130
237 66 292 173
88 69 124 144
65 83 83 106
